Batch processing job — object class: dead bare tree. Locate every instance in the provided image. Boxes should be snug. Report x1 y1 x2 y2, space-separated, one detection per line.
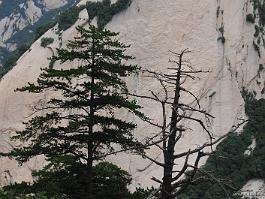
129 49 243 199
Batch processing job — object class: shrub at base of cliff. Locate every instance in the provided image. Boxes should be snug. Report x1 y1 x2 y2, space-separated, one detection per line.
178 92 265 199
2 161 154 199
0 189 48 199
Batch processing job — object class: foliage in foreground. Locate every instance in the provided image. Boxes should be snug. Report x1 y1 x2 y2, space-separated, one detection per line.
2 161 154 199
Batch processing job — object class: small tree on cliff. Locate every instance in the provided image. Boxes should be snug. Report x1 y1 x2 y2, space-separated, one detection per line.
5 25 145 198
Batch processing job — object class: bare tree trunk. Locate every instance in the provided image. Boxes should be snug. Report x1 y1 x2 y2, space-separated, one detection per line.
131 49 237 199
161 50 183 199
161 154 174 199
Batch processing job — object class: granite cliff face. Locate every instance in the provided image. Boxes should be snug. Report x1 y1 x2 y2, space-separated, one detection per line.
0 0 264 192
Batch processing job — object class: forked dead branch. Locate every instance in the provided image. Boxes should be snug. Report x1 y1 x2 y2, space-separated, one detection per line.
130 49 244 199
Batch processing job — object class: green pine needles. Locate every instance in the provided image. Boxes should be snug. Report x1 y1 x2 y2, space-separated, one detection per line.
4 25 146 199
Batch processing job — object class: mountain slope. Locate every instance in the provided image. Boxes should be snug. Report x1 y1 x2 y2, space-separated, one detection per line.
0 0 264 194
0 0 78 65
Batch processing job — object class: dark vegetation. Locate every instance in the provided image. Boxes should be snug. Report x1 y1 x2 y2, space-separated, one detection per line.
248 0 265 58
58 6 84 31
1 162 154 199
253 40 261 57
0 25 147 199
217 26 225 44
0 43 31 79
246 13 255 23
217 36 226 44
179 90 265 199
40 37 54 48
35 22 57 39
55 0 131 31
0 0 28 19
0 0 132 80
254 25 260 37
2 1 265 199
5 0 77 45
86 0 132 28
252 0 265 26
0 0 77 79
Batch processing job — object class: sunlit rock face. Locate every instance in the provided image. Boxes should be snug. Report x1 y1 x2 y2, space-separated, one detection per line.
43 0 68 10
0 0 263 190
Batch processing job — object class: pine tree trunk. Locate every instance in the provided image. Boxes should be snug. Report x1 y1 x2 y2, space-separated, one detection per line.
87 37 95 199
79 150 93 199
87 146 93 199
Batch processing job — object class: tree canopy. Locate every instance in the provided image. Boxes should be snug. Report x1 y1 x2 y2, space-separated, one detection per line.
3 24 145 199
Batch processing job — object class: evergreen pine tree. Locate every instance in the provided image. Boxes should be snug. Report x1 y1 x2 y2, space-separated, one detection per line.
4 25 145 199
